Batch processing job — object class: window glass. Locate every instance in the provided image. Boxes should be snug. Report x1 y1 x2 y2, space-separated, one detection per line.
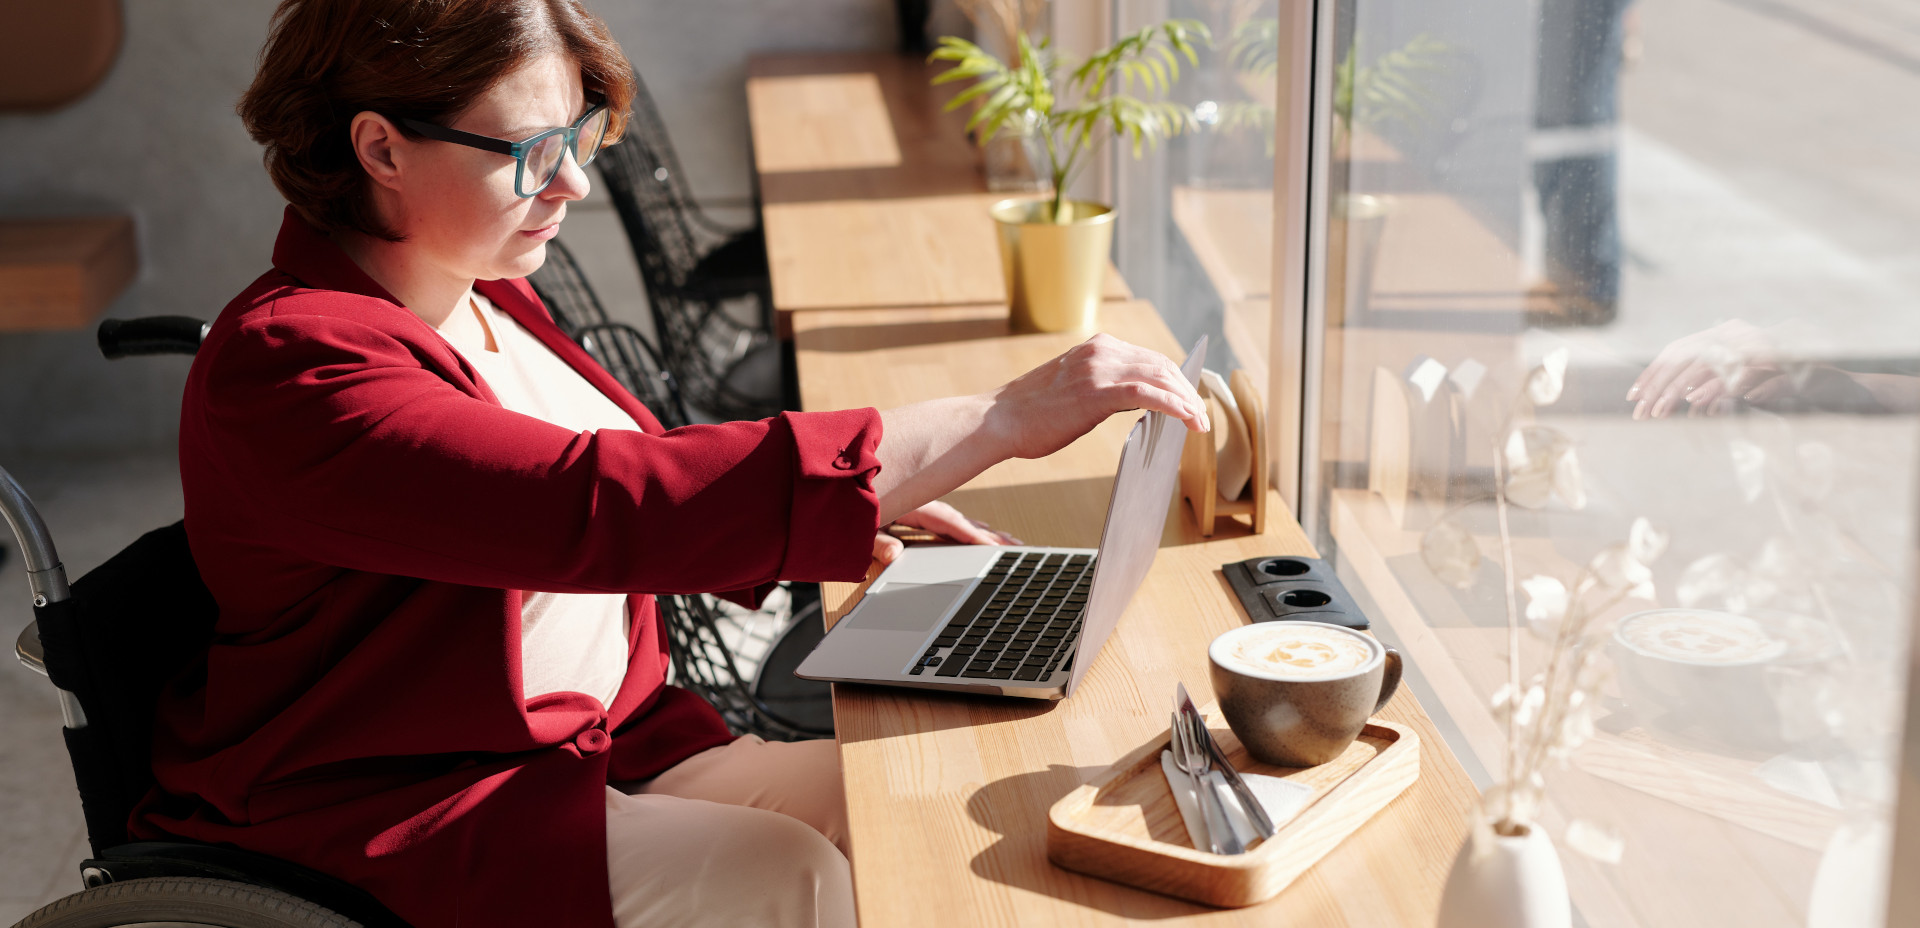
1110 0 1282 393
1304 0 1919 922
1109 0 1918 919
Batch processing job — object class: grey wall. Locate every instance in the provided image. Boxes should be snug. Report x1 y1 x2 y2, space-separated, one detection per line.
0 0 935 457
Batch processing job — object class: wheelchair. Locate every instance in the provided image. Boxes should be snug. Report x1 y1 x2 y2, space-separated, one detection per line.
6 317 408 927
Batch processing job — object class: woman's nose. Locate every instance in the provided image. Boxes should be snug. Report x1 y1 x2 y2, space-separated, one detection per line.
543 149 591 202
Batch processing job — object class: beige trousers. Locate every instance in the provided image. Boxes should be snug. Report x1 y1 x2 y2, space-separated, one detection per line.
605 736 856 928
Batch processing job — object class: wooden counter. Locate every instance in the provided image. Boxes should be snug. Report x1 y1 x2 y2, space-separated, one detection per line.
749 52 1128 325
794 300 1478 926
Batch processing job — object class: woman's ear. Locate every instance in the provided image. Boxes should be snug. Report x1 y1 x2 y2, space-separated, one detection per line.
349 111 405 192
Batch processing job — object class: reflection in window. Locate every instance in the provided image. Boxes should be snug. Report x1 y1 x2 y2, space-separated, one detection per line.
1112 0 1283 396
1112 0 1920 921
1306 0 1920 923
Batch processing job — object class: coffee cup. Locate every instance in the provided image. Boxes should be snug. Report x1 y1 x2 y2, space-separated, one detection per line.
1609 608 1832 751
1207 621 1403 767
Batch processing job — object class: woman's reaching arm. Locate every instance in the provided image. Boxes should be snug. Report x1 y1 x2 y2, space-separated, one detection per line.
872 333 1209 524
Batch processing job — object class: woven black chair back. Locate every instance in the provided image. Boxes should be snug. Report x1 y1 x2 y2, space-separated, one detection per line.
523 235 612 336
655 592 831 741
596 78 708 293
572 322 690 430
526 238 692 429
594 71 780 422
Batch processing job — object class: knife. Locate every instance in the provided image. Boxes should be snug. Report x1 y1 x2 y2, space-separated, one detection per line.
1175 682 1277 839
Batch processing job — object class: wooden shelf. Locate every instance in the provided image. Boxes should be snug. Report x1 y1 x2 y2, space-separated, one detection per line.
0 216 137 331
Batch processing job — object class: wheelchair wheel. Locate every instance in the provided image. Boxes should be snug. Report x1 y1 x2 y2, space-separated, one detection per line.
16 877 361 928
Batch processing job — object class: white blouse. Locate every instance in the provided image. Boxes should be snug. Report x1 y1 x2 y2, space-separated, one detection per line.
437 290 636 709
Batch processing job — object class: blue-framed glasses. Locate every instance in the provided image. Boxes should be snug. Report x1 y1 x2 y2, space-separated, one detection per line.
401 101 611 198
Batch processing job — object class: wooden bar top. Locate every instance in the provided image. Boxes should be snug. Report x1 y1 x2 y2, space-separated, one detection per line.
748 52 1128 317
794 300 1477 926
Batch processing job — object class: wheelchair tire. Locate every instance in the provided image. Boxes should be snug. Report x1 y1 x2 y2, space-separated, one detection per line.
15 877 362 928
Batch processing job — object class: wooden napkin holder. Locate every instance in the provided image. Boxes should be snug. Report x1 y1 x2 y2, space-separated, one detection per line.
1180 368 1267 537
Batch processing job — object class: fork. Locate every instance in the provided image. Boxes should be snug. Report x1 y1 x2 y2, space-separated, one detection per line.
1171 708 1242 854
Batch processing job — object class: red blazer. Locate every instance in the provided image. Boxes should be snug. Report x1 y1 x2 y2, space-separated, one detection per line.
131 208 883 928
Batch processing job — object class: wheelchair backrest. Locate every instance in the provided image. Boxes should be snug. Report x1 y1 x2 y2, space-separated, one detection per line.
33 521 217 856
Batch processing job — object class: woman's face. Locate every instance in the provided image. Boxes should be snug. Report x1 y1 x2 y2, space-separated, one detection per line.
375 51 591 283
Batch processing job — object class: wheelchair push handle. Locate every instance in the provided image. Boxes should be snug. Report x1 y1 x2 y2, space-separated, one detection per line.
97 316 208 360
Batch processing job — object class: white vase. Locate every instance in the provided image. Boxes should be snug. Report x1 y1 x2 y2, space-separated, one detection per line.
1434 822 1572 928
1807 818 1893 928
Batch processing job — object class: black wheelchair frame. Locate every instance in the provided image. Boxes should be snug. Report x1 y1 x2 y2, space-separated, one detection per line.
7 317 409 927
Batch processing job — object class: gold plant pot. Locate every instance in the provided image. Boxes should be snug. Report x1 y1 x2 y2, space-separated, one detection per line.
990 198 1116 334
1325 193 1392 328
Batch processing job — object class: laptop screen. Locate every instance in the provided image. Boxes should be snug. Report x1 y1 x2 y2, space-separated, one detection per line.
1065 336 1208 695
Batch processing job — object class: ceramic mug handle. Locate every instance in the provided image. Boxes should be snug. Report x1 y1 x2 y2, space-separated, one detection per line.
1373 647 1404 714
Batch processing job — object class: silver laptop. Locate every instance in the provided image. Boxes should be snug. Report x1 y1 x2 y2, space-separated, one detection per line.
795 337 1206 700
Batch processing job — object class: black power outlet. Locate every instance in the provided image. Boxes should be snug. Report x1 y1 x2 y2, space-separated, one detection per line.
1222 555 1369 630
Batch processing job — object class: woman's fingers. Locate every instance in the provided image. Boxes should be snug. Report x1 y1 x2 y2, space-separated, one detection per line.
1743 375 1794 405
1067 336 1207 429
1639 358 1716 419
1102 361 1209 429
898 501 1009 545
1684 377 1729 413
873 533 905 565
1631 320 1779 415
1634 353 1703 418
969 518 1025 546
990 335 1209 461
1629 333 1709 403
1651 361 1714 418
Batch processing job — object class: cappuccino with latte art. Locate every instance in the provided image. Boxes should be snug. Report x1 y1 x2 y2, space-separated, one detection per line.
1209 621 1403 766
1219 624 1376 678
1616 610 1786 665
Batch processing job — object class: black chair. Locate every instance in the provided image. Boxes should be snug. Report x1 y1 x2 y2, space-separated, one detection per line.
656 593 832 742
527 241 831 741
527 237 692 428
594 70 783 422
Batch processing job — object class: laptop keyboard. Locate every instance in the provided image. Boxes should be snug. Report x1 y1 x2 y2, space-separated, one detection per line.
907 551 1094 683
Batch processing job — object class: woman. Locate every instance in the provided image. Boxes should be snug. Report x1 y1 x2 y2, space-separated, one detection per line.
131 2 1207 927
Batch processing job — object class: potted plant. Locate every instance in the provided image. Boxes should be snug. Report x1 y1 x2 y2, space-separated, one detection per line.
930 20 1209 332
1217 22 1454 324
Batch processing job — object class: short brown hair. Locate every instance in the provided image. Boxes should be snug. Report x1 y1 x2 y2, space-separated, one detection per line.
239 0 634 241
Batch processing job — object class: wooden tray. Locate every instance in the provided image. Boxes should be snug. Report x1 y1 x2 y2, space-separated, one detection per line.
1046 710 1420 907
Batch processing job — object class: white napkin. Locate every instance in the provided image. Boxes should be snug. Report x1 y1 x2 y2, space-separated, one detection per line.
1160 750 1315 852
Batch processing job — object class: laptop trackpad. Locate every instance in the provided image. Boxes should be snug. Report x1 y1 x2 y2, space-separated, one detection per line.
843 581 971 632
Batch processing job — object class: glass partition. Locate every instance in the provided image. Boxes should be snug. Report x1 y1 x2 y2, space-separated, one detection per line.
1109 0 1282 391
1106 0 1919 920
1302 0 1920 922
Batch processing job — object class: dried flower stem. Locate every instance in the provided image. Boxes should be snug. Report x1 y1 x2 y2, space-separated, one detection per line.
1518 584 1627 805
1493 449 1523 820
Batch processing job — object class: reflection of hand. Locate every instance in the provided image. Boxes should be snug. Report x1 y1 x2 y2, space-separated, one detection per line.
872 501 1023 566
1627 320 1780 419
986 333 1209 459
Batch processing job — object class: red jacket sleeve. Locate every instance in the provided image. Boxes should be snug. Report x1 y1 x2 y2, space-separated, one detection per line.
193 307 881 596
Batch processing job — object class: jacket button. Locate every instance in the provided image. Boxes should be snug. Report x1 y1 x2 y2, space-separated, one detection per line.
575 729 610 755
833 447 858 470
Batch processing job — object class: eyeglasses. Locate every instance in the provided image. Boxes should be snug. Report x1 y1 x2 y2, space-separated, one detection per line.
400 102 611 198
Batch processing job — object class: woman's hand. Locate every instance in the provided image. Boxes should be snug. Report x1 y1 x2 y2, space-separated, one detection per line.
873 334 1208 526
1628 320 1780 419
871 501 1022 566
985 333 1210 459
